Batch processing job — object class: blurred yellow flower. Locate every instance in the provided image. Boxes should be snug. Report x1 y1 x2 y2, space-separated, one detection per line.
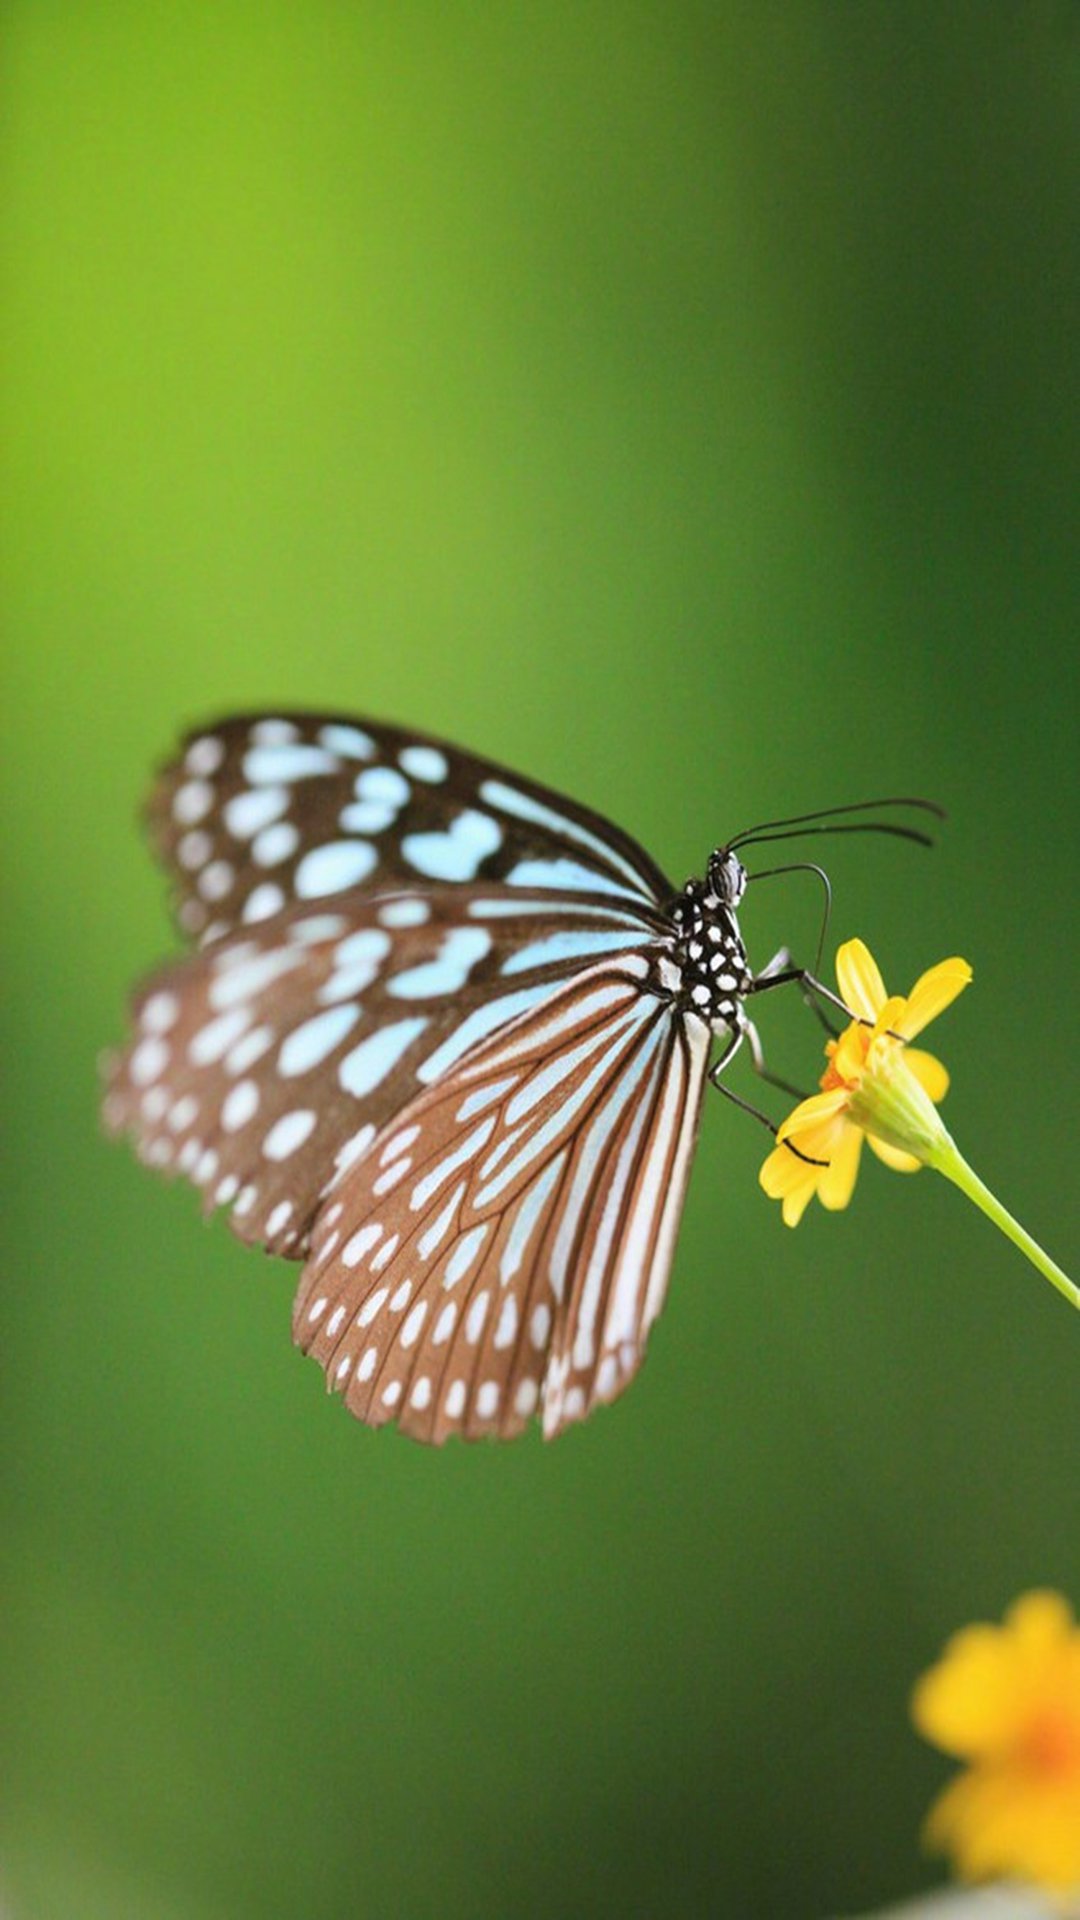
759 938 970 1226
912 1592 1080 1895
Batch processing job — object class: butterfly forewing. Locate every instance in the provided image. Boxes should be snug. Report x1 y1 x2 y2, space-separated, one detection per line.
150 712 671 944
292 961 710 1441
102 888 667 1257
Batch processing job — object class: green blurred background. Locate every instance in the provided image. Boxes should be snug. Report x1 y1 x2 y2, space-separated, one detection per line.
2 5 1077 1916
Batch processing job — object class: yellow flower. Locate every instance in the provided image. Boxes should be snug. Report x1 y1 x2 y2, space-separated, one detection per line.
912 1591 1080 1894
759 938 971 1227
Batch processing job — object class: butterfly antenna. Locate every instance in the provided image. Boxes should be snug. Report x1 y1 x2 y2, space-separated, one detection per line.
728 796 944 855
735 820 937 853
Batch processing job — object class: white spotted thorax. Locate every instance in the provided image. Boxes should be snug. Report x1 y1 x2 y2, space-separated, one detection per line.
663 850 752 1031
104 711 772 1444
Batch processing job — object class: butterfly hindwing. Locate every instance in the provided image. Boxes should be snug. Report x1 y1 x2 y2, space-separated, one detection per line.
292 961 711 1441
148 712 671 943
102 889 667 1258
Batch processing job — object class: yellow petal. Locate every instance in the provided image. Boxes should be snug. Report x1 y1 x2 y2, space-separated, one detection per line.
905 1047 950 1102
925 1764 1080 1889
835 938 887 1022
912 1623 1034 1759
759 1143 809 1198
897 956 972 1039
782 1178 820 1227
761 1144 821 1223
1004 1588 1075 1646
912 1592 1077 1762
816 1120 863 1210
775 1087 848 1144
829 1023 869 1085
867 1134 922 1173
871 994 908 1041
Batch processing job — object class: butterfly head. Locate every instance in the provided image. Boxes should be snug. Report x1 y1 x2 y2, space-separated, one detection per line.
706 847 748 908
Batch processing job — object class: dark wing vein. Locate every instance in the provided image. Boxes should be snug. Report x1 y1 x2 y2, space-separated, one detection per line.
292 960 711 1441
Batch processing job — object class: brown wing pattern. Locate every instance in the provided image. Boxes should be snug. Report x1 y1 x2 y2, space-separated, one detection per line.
292 960 711 1442
147 712 672 943
102 890 665 1258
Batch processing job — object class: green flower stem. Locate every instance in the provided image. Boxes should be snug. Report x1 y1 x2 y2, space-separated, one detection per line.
929 1136 1079 1312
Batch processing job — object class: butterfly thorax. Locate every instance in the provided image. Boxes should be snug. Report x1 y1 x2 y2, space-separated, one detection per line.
665 870 752 1030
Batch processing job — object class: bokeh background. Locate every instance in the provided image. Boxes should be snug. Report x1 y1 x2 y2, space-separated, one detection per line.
3 5 1077 1917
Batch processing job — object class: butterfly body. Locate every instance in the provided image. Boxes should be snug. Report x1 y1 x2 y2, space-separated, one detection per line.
104 712 764 1441
665 862 753 1030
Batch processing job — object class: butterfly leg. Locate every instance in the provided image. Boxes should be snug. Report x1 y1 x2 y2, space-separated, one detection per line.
742 1016 811 1101
708 1023 826 1163
747 963 852 1030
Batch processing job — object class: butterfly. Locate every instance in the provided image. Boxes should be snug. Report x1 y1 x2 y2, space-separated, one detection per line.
102 713 937 1441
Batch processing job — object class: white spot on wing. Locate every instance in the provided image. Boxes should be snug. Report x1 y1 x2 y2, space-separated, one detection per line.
209 948 302 1009
140 992 179 1033
386 927 492 1000
262 1109 316 1160
340 800 395 834
500 928 646 975
288 914 348 945
221 1079 259 1131
465 1291 490 1343
224 787 288 837
433 1303 456 1343
250 719 299 745
398 745 448 782
243 744 339 783
401 810 501 881
342 1222 382 1267
130 1036 169 1085
493 1296 518 1349
253 821 299 866
318 723 375 759
500 1156 565 1284
294 841 377 897
198 859 234 901
400 1300 428 1347
505 857 641 898
184 736 224 775
188 1008 251 1065
479 778 652 893
173 780 214 824
278 1004 360 1076
225 1025 275 1074
444 1224 489 1288
338 1017 427 1096
179 830 212 869
355 766 410 806
243 882 286 922
379 897 430 928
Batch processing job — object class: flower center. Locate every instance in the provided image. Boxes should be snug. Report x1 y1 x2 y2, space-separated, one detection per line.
1019 1707 1080 1778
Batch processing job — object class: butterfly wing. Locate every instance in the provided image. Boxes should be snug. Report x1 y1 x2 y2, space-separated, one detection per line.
102 889 669 1256
148 712 671 943
292 960 710 1441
